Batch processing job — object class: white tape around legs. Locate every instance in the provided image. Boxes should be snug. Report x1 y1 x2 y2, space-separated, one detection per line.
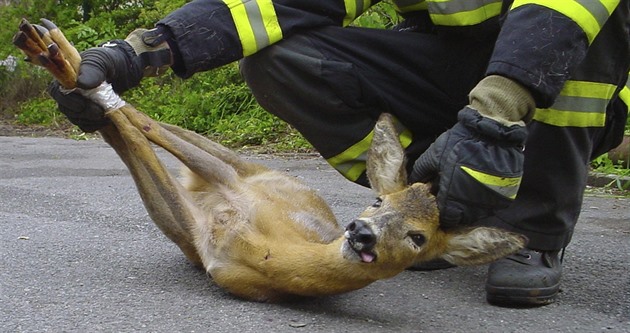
80 82 127 111
60 82 126 112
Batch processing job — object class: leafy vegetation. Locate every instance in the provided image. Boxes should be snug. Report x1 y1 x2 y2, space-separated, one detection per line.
0 0 303 151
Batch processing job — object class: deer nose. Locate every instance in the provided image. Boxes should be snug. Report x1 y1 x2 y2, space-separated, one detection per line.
345 219 376 251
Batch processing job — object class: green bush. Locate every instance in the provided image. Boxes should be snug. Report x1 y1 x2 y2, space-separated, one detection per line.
0 63 51 119
352 2 400 29
15 96 60 125
1 0 313 151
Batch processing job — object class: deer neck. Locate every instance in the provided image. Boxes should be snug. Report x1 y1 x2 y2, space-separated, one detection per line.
259 237 400 297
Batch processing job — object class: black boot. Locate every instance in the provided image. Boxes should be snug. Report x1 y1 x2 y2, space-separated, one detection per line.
486 248 563 306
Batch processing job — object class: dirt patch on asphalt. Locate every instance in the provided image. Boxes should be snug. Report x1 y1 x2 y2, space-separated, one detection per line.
0 119 73 138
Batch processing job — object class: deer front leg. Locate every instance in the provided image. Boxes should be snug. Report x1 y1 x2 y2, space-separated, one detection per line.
100 110 204 268
14 18 207 268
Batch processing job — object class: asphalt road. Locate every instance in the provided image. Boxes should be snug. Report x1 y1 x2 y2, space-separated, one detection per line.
1 136 629 333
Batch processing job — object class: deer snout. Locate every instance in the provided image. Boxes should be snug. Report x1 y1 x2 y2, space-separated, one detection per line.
345 219 376 252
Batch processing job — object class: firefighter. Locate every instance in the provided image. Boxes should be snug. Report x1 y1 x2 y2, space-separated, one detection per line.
49 0 630 306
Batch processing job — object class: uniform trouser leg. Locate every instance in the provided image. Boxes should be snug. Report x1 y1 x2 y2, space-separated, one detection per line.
485 97 628 251
487 123 594 250
240 26 494 186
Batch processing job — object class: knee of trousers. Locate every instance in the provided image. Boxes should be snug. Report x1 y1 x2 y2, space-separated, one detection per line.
239 50 283 104
239 36 326 116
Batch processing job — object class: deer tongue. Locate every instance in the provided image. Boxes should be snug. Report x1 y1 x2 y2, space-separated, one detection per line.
360 252 375 263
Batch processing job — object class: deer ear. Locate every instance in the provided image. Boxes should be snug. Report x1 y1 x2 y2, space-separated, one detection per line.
367 113 407 195
439 227 527 266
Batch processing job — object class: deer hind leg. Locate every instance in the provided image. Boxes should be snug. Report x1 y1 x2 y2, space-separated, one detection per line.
158 122 266 177
117 106 261 187
100 109 205 268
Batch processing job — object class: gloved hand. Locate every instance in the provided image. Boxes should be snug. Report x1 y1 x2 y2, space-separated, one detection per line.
409 75 535 227
48 27 174 132
47 82 109 132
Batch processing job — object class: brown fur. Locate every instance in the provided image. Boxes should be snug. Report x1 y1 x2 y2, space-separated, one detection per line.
101 109 526 302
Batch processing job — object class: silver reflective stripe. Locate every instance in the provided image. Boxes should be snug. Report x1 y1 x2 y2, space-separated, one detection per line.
575 0 612 28
485 183 520 199
532 80 615 127
244 0 270 50
356 0 366 15
552 95 609 114
223 0 282 55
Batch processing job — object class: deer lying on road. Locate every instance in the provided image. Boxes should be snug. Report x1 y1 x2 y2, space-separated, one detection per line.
14 19 527 302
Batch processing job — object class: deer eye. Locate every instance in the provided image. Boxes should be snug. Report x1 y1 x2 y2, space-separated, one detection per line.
371 198 383 208
408 233 426 247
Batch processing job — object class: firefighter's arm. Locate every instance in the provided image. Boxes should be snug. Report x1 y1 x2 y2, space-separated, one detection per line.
158 0 373 77
488 0 621 106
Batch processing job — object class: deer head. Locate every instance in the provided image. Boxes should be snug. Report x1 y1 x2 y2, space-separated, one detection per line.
343 113 527 277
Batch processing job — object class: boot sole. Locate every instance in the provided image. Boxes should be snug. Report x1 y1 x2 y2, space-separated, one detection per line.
486 283 560 306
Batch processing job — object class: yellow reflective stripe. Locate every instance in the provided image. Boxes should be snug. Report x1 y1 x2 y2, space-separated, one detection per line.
343 0 372 26
327 117 413 182
534 109 606 127
561 80 617 99
327 131 373 182
619 75 630 106
428 0 502 26
393 0 428 13
258 1 283 45
223 0 282 56
460 166 521 199
511 0 619 43
399 128 413 148
619 86 630 107
533 80 616 127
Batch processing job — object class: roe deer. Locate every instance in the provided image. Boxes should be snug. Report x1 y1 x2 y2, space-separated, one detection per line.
14 19 527 303
164 113 528 302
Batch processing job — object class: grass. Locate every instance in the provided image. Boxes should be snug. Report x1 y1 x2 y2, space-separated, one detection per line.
1 63 313 153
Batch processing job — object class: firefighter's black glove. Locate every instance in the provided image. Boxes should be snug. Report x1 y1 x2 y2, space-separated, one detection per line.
76 27 172 93
409 107 527 227
48 27 173 132
47 81 109 133
409 76 535 227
